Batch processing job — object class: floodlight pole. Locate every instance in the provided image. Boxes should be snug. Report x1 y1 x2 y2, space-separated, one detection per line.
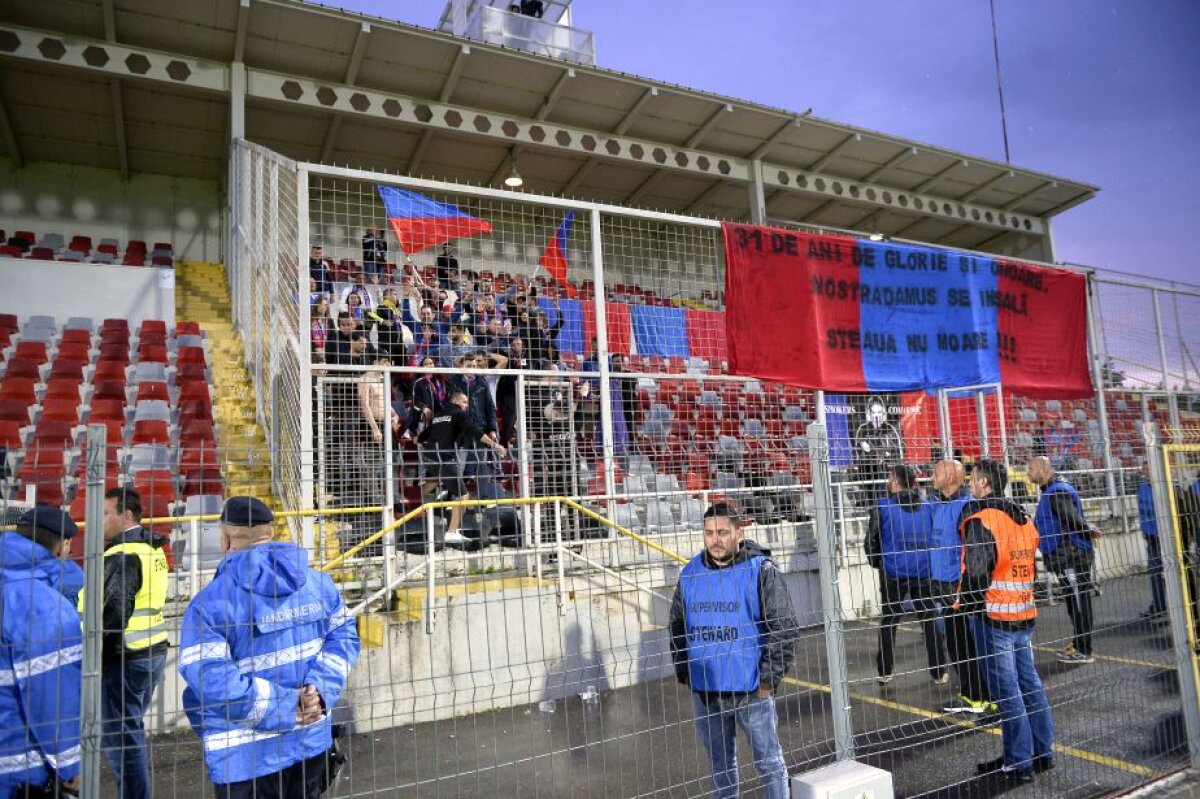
80 425 107 799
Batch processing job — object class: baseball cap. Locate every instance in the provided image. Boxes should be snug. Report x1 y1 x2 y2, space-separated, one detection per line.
19 505 79 539
220 496 275 527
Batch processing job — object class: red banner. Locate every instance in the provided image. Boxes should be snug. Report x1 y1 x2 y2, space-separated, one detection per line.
722 222 1093 398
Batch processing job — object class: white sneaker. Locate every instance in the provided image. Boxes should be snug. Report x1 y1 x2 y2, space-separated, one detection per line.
443 530 470 545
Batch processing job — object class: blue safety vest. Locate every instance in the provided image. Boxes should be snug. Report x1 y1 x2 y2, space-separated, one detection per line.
679 554 763 693
1035 479 1092 555
1136 481 1158 537
879 496 934 580
928 489 971 583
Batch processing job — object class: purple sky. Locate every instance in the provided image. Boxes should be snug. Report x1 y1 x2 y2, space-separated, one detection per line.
342 0 1199 285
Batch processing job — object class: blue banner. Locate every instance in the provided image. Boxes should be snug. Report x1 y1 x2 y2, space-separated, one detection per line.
541 297 586 354
631 305 690 357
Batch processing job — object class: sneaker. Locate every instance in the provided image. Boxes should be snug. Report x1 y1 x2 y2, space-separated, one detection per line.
1057 651 1095 665
434 488 450 502
443 530 470 545
932 672 950 685
977 758 1034 784
943 695 985 715
877 673 894 685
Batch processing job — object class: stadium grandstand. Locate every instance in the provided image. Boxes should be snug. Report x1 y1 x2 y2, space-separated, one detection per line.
1 1 1199 797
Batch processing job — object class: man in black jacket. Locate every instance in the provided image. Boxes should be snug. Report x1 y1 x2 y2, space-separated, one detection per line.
669 503 799 799
94 487 169 799
419 390 507 545
450 353 500 479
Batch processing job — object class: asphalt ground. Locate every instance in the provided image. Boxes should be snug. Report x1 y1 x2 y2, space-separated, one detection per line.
141 570 1192 798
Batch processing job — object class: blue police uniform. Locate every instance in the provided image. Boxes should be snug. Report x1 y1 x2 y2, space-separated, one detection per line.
0 529 82 794
179 539 360 789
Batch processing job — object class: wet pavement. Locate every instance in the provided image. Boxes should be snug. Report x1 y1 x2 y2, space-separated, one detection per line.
144 571 1191 798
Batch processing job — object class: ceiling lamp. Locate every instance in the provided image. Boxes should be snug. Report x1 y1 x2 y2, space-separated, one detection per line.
503 163 523 188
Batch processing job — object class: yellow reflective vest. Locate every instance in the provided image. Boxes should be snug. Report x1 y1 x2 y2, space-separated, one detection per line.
78 541 168 651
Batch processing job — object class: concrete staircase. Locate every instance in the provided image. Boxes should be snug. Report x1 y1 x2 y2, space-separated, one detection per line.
174 262 274 504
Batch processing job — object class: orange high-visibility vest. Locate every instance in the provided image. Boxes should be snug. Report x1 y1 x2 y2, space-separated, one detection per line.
963 507 1040 623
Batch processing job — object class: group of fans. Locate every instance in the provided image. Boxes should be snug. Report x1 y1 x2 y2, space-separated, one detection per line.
0 495 359 798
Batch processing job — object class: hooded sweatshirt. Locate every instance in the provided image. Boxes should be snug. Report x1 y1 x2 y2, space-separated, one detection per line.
0 532 82 791
178 542 360 785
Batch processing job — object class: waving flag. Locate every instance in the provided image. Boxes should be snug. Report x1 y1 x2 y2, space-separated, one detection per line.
539 211 579 298
378 185 492 255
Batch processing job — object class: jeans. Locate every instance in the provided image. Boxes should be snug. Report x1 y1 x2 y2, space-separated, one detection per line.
692 692 788 799
974 620 1054 769
101 652 166 799
876 577 949 679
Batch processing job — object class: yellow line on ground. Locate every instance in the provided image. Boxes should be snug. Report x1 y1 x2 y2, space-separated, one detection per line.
1032 646 1171 671
781 676 1155 777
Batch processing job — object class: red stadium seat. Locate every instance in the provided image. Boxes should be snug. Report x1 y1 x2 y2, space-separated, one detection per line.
1 358 40 380
178 399 213 423
30 247 55 261
69 235 93 252
175 321 201 336
18 469 64 506
137 343 169 365
151 243 172 253
177 381 210 404
179 418 215 445
175 362 207 383
181 468 223 498
88 398 125 421
121 253 146 266
0 421 22 449
0 399 30 422
179 441 219 471
13 231 34 245
0 377 36 405
48 361 84 382
92 380 128 402
59 329 92 346
130 420 170 446
86 417 125 447
92 361 127 383
40 399 80 424
139 320 167 338
24 442 68 470
0 315 17 334
126 240 147 254
0 245 22 258
98 343 130 365
135 382 170 403
101 318 130 333
33 419 77 445
55 342 91 364
176 346 206 367
14 343 50 365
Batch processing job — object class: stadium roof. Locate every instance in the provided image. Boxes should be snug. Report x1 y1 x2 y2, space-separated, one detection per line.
0 0 1099 253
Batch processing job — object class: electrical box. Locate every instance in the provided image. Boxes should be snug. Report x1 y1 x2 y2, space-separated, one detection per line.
791 760 893 799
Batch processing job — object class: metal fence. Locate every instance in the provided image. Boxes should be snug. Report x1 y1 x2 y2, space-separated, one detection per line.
4 149 1186 797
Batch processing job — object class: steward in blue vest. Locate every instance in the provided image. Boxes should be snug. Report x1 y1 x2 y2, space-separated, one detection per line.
669 503 798 799
1136 471 1171 618
1028 456 1096 662
0 507 82 797
669 537 798 693
866 464 949 683
929 484 972 585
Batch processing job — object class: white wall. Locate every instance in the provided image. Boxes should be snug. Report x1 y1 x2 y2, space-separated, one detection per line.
0 258 175 329
0 159 222 263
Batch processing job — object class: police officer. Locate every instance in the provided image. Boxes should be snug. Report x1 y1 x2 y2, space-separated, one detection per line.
963 460 1054 784
1027 456 1095 664
80 487 169 799
865 464 948 685
930 460 995 716
0 506 82 797
669 503 799 799
179 497 361 798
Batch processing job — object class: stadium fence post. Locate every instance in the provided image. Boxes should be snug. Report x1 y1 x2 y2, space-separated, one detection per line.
297 164 315 551
806 421 855 761
80 424 107 799
382 368 396 593
1144 421 1200 768
1086 275 1118 512
590 209 618 552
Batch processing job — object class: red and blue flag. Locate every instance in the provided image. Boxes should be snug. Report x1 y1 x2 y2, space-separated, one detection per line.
539 211 579 298
378 185 492 256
